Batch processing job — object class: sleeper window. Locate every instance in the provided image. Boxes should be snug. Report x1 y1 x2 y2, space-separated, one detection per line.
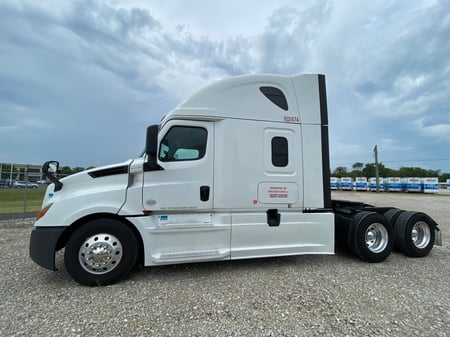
271 137 289 167
159 126 207 162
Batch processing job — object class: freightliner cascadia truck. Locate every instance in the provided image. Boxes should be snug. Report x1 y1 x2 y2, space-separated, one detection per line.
30 74 441 286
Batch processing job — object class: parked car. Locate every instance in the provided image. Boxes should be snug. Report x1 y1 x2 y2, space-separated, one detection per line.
0 179 16 188
13 181 39 188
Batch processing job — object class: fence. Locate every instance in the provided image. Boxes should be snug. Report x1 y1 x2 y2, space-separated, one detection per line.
0 163 47 220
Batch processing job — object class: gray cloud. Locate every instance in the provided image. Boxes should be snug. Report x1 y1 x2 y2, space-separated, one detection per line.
0 0 449 171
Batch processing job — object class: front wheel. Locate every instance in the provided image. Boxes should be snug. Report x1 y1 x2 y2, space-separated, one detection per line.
350 211 394 263
394 211 435 257
64 218 138 286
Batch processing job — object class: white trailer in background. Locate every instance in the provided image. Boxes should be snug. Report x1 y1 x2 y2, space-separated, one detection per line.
355 177 368 191
330 177 340 190
406 177 422 193
386 177 402 192
447 179 450 189
423 178 439 194
369 177 384 192
29 73 441 286
340 177 352 191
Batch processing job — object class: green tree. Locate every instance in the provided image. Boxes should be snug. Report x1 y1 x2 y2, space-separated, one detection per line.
59 166 73 177
362 163 376 178
72 167 85 173
352 162 364 172
332 166 348 178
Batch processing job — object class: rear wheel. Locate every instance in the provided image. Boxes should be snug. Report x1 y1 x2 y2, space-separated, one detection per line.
384 208 404 228
350 211 393 262
394 211 435 257
384 208 405 251
64 218 138 286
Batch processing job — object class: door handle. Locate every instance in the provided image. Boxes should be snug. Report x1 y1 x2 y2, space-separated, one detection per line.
200 186 210 202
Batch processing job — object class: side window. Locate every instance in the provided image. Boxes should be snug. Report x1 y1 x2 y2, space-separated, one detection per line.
159 126 207 162
271 137 289 167
259 86 288 111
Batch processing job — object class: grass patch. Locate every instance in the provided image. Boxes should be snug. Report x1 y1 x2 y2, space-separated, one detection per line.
0 188 46 214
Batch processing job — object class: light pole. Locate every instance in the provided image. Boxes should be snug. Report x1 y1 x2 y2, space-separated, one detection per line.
374 145 380 193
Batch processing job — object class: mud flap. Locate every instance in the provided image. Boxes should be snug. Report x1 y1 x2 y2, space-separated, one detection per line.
435 227 442 246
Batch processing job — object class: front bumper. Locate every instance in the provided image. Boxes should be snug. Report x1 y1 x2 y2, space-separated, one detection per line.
30 226 67 271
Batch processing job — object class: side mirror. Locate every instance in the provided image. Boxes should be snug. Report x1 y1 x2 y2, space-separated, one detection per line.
144 125 163 171
145 125 159 157
42 160 63 191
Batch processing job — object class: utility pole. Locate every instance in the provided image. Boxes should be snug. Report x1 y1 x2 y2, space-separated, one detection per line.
10 163 13 185
374 145 380 193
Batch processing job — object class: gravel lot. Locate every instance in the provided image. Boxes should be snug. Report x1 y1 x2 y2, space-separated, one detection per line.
1 192 449 337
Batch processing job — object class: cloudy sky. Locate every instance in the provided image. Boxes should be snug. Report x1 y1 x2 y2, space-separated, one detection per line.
1 0 449 172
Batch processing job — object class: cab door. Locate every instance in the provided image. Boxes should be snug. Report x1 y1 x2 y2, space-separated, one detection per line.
141 120 230 264
143 120 213 211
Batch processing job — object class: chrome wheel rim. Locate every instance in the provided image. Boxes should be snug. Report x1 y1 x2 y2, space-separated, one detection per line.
411 221 431 249
79 233 123 274
365 223 388 253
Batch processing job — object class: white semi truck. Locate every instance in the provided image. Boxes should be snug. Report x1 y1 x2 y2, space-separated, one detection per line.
30 74 441 286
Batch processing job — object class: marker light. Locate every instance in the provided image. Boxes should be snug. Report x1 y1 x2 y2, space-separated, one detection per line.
36 204 53 221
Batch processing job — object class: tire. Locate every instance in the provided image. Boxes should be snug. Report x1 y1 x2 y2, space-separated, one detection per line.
384 208 404 228
350 211 393 263
64 218 138 286
384 208 405 251
394 211 435 258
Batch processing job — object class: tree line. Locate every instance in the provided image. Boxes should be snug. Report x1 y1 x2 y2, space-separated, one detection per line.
60 163 450 181
59 166 95 176
332 162 450 181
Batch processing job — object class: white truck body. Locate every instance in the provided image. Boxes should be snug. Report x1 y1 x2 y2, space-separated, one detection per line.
30 73 440 286
32 74 334 269
340 177 353 191
369 177 384 192
406 177 422 193
355 177 368 191
423 178 439 194
385 177 402 192
330 177 340 190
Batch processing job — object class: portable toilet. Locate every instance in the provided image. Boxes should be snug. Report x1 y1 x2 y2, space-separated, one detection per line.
423 177 439 194
386 177 402 192
330 177 340 190
369 177 384 191
340 177 353 191
447 179 450 189
406 177 422 192
355 177 368 191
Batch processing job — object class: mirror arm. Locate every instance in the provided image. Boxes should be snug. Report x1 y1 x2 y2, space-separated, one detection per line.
42 161 63 191
144 155 164 172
